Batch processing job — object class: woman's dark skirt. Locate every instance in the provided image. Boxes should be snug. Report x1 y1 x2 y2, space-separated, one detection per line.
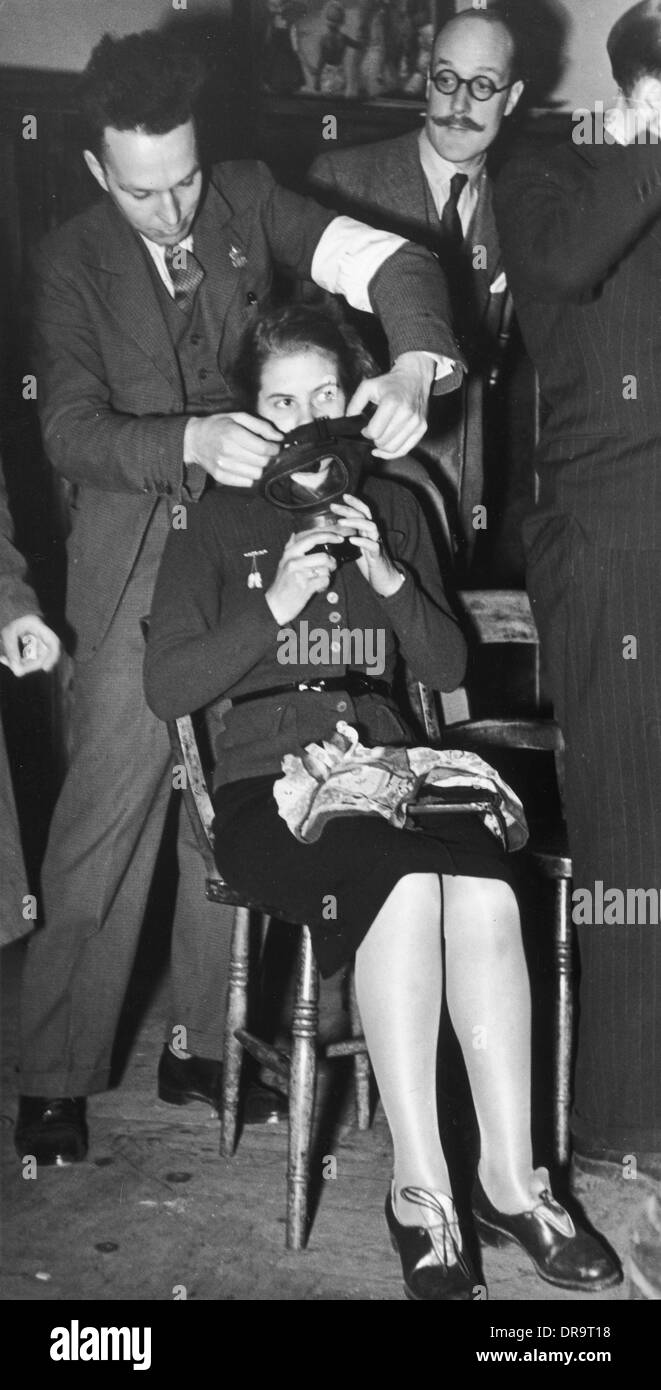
213 775 513 978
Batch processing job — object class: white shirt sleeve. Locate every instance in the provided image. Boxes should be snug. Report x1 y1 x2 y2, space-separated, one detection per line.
311 216 456 381
311 215 407 311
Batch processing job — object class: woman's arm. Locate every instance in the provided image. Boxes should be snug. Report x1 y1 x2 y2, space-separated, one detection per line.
359 481 467 692
144 498 281 720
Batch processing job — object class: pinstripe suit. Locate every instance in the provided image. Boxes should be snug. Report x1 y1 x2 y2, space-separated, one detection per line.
18 161 461 1097
495 136 661 1157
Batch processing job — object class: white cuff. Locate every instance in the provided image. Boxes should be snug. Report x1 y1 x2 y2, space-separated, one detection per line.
311 215 407 313
420 351 455 382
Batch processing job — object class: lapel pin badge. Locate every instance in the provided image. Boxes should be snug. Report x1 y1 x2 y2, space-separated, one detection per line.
229 244 248 269
244 549 268 589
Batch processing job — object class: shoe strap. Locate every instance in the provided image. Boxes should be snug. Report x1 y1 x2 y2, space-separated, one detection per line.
533 1189 576 1238
397 1185 469 1271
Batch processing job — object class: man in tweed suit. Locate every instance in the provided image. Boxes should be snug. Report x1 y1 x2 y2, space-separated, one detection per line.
14 28 464 1164
494 0 661 1177
308 7 524 554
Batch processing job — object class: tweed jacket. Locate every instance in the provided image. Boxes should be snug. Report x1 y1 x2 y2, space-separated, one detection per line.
309 130 507 550
31 159 463 661
494 137 661 549
309 129 505 353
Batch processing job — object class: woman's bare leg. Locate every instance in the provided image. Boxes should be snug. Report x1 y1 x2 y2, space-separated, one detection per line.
354 872 450 1219
442 875 544 1211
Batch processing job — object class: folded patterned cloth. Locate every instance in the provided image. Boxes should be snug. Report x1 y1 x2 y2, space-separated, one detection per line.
273 722 528 850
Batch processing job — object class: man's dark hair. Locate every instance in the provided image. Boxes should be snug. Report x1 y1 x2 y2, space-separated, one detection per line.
608 1 661 94
80 29 209 160
232 303 377 412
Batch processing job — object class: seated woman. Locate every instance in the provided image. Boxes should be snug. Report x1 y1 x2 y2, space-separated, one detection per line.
144 304 619 1300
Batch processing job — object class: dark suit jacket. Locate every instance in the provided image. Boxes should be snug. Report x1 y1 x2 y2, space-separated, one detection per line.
31 159 463 661
0 465 40 944
309 130 507 551
494 137 661 549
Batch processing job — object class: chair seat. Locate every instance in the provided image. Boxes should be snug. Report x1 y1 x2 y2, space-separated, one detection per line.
446 717 562 754
205 876 307 924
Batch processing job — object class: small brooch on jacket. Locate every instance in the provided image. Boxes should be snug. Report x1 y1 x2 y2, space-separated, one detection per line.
229 244 248 269
244 549 268 589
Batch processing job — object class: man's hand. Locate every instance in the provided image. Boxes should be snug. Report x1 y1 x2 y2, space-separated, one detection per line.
184 412 283 487
347 352 436 459
0 614 61 677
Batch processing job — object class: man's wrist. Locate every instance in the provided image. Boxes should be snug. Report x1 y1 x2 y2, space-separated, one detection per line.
392 351 437 390
183 416 202 465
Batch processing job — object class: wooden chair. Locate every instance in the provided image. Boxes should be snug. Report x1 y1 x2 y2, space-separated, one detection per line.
169 672 511 1247
168 709 372 1251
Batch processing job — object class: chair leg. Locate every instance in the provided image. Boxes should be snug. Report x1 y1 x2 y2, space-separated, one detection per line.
220 906 250 1159
287 925 319 1251
553 877 574 1167
348 967 371 1131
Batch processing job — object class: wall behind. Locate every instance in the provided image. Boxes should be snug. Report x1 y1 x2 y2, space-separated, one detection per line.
0 0 231 71
455 0 628 111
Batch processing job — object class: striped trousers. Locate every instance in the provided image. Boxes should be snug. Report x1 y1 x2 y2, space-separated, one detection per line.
525 512 661 1157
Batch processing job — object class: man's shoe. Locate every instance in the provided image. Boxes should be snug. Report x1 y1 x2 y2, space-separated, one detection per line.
385 1184 480 1301
157 1046 287 1124
472 1175 622 1291
15 1096 88 1166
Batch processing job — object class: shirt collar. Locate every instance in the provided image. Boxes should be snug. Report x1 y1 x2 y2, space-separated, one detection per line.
418 127 486 196
139 232 194 264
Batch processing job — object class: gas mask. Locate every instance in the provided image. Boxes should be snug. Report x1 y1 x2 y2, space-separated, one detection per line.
258 413 373 565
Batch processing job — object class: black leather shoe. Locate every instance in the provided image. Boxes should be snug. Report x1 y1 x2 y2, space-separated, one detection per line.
472 1176 622 1291
15 1096 88 1166
157 1047 287 1125
385 1185 480 1301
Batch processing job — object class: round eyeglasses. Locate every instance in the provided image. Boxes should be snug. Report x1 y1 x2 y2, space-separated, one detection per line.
431 69 513 102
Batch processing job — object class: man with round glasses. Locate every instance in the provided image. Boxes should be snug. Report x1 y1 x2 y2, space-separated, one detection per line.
309 6 524 560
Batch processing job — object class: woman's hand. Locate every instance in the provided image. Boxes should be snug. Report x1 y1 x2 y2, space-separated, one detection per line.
265 529 339 625
331 494 405 597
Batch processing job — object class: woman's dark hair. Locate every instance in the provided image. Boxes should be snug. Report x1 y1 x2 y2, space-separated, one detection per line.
79 29 209 161
232 303 378 413
608 1 661 95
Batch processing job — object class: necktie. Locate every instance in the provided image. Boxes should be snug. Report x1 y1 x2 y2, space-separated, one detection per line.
164 244 205 313
440 172 469 250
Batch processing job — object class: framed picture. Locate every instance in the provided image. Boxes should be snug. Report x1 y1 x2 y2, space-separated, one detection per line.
248 2 454 105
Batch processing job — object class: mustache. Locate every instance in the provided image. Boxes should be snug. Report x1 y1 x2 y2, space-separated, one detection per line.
430 115 484 132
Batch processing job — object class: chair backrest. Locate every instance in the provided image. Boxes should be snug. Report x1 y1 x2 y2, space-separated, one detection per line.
441 587 542 727
169 711 216 867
